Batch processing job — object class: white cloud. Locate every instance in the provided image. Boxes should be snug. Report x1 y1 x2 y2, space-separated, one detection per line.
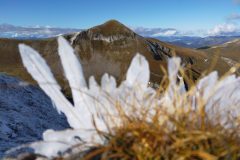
151 30 177 37
208 23 240 36
131 26 210 37
131 27 180 37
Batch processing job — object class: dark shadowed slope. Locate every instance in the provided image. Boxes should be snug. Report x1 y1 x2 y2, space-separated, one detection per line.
0 74 69 158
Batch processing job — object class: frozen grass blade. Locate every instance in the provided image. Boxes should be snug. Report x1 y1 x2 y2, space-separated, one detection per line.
18 44 83 129
58 36 87 106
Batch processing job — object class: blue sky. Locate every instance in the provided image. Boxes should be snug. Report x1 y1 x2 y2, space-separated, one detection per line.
0 0 240 35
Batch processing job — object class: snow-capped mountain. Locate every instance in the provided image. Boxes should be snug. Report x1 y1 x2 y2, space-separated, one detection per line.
0 24 81 39
0 74 69 158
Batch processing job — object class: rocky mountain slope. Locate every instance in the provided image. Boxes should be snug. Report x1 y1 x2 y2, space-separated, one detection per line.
0 20 221 92
0 74 69 158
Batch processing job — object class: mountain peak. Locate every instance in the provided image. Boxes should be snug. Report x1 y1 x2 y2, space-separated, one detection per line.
89 19 135 36
102 19 125 27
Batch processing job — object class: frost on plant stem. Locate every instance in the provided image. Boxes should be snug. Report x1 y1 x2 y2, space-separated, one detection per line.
12 36 240 158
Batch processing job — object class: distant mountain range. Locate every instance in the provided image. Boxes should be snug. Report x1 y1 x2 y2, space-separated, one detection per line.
156 36 240 49
1 23 240 49
0 24 81 39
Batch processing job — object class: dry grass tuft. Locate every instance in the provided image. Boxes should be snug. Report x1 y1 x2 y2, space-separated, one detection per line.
84 111 240 159
82 73 240 160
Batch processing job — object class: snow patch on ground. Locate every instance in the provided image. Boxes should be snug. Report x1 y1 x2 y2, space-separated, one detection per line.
92 34 126 43
70 32 81 45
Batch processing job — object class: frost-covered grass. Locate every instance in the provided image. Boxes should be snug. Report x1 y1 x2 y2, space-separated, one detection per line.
6 37 240 160
87 111 240 160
